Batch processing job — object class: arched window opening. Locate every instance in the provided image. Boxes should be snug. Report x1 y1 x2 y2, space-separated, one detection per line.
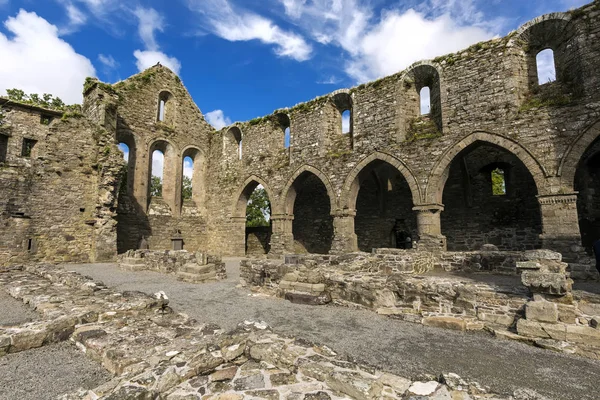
341 109 351 134
420 86 431 115
286 172 334 254
182 156 193 201
158 100 166 121
353 160 416 251
575 140 600 254
536 49 557 85
491 168 506 196
441 142 541 251
284 127 291 148
235 181 272 256
157 91 173 123
226 127 243 161
246 185 271 228
150 149 164 197
238 138 243 160
118 143 130 163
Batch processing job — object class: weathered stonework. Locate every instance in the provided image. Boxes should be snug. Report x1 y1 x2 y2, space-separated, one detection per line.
240 250 600 359
118 250 226 283
1 4 600 281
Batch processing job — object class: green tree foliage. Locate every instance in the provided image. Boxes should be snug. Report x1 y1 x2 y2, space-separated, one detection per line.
246 188 271 227
491 168 506 196
182 176 193 200
150 176 163 197
5 89 78 112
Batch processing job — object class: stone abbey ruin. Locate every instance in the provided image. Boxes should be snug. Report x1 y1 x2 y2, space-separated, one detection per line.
2 4 600 400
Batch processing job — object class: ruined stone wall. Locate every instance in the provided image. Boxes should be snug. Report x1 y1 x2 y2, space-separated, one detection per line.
201 5 600 258
0 101 121 265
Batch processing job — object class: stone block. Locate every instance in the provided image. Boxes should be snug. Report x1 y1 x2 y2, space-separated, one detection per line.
521 271 571 295
516 319 567 341
284 292 331 306
565 325 600 347
9 329 46 353
326 370 382 400
525 301 558 323
422 316 467 331
591 317 599 329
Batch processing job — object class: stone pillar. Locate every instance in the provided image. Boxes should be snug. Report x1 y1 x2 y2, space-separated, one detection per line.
162 147 178 215
269 214 294 257
413 204 447 252
330 210 358 254
230 216 247 257
172 154 184 218
537 193 582 261
133 146 149 211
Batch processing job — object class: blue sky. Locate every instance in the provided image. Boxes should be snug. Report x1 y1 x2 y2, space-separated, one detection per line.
0 0 590 132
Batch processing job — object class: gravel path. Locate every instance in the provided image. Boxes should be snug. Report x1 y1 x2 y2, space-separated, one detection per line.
0 342 111 400
64 260 600 400
0 289 38 326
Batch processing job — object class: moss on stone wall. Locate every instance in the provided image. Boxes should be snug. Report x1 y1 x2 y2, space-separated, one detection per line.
406 116 442 142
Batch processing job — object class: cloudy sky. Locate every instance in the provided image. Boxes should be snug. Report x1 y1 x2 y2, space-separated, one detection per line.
0 0 588 129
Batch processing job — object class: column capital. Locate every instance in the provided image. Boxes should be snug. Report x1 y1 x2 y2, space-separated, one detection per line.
537 193 578 205
412 203 445 213
331 208 356 218
270 213 294 222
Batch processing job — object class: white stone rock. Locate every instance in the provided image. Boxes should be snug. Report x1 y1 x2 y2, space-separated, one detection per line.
408 381 439 396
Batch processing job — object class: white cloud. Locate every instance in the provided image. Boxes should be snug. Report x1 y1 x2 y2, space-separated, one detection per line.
64 3 87 31
183 157 194 178
536 49 556 85
98 53 117 68
134 50 181 74
132 7 181 75
277 0 495 82
0 10 96 104
133 7 163 51
317 75 341 85
187 0 312 61
151 150 164 179
205 109 232 130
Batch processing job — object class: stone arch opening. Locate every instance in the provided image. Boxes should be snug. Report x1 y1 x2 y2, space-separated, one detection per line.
157 91 174 123
440 141 542 251
276 113 291 149
574 136 600 254
233 177 274 256
399 63 443 141
116 131 136 197
284 171 334 254
515 14 583 96
351 159 417 251
181 147 206 213
225 126 243 161
333 92 353 148
148 140 176 213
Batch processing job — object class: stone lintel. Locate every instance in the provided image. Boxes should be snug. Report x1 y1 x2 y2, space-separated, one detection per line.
536 193 578 205
412 204 445 213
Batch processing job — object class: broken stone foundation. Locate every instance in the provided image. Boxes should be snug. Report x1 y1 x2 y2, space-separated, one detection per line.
118 250 226 283
0 264 524 400
241 249 600 359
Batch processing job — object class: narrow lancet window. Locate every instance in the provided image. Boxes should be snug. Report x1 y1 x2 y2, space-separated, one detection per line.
536 49 557 85
420 86 431 115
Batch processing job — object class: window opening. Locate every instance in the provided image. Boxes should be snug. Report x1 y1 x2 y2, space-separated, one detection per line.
238 138 243 160
150 149 164 197
284 127 291 149
40 115 53 125
491 168 506 196
21 138 37 158
117 143 130 163
0 134 7 163
536 49 557 85
182 156 193 201
420 86 431 115
341 109 351 134
158 100 166 122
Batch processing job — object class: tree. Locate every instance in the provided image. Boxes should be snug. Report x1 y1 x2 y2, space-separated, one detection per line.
182 176 193 200
246 188 271 227
491 168 506 196
150 176 162 197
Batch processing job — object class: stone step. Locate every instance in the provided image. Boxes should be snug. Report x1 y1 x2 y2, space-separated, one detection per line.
177 270 217 283
120 263 146 271
179 263 215 275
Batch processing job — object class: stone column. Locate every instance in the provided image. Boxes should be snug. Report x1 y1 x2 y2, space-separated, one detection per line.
330 210 358 254
172 154 184 218
133 145 149 212
229 216 247 257
413 204 447 251
269 214 294 257
537 193 582 260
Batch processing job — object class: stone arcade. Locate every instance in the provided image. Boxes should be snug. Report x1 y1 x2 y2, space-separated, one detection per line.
2 9 600 277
